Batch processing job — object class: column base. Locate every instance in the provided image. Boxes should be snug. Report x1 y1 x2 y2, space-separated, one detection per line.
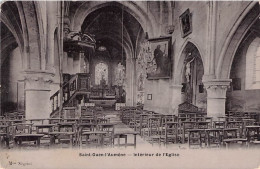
24 70 54 119
203 79 231 120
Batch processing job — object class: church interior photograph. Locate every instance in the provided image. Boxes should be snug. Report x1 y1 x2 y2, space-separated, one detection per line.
0 1 260 151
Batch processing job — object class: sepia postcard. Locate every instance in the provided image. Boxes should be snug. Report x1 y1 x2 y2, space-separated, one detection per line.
0 0 260 168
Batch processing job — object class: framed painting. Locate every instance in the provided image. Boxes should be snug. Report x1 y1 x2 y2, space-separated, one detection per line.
147 94 152 100
179 9 192 38
146 36 172 79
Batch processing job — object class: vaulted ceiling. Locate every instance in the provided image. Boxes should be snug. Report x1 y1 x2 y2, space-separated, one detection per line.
78 4 145 60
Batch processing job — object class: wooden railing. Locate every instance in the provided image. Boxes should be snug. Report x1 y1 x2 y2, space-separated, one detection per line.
50 73 91 116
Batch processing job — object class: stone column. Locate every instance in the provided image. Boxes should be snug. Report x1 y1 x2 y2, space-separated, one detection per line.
203 79 231 120
125 58 134 106
24 70 53 119
169 84 183 115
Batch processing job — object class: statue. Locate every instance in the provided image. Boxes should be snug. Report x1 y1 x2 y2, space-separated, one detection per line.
185 57 195 83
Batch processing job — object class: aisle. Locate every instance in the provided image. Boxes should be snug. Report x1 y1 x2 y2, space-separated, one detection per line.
104 110 188 149
104 111 152 148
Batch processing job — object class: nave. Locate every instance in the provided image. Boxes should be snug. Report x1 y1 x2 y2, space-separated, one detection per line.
1 1 260 153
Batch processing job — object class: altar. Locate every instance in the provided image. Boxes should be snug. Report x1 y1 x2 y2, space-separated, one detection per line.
88 86 122 108
89 98 117 108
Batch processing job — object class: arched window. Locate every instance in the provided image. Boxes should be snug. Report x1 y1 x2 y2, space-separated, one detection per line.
95 62 108 85
245 37 260 90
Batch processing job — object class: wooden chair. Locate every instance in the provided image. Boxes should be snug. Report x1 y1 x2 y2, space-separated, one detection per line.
246 126 260 147
188 129 204 148
226 120 244 138
98 123 115 146
140 114 150 138
147 116 162 145
13 123 44 148
129 110 142 132
180 121 197 143
81 131 107 148
49 122 76 148
160 121 179 146
0 125 10 148
222 128 247 148
205 129 222 148
77 123 96 147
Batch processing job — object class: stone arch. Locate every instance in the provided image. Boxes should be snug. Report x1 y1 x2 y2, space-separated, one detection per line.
216 2 260 79
15 1 29 69
34 1 47 70
20 1 43 70
70 1 157 38
174 39 205 85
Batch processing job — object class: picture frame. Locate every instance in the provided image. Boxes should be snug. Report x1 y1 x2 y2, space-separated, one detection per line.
179 9 192 38
147 94 152 100
146 36 172 79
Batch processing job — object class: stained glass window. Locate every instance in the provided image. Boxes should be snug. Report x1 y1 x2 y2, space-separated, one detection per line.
95 62 108 85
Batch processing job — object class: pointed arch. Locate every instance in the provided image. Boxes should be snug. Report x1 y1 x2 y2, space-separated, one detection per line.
216 2 260 79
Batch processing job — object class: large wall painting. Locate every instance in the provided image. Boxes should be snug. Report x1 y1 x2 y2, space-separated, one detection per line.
146 37 172 79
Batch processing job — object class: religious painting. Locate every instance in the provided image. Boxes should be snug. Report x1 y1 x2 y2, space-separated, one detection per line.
136 41 149 91
147 94 152 100
95 62 108 86
180 9 192 38
146 37 172 79
137 72 145 91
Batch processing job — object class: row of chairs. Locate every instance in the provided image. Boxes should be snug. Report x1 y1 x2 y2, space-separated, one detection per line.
0 110 116 149
1 111 25 120
120 108 260 148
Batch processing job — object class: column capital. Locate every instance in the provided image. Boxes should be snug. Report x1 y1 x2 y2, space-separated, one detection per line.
23 70 54 91
203 79 231 99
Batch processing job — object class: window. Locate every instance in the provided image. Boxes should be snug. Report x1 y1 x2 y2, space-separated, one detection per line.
95 62 108 85
245 37 260 90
